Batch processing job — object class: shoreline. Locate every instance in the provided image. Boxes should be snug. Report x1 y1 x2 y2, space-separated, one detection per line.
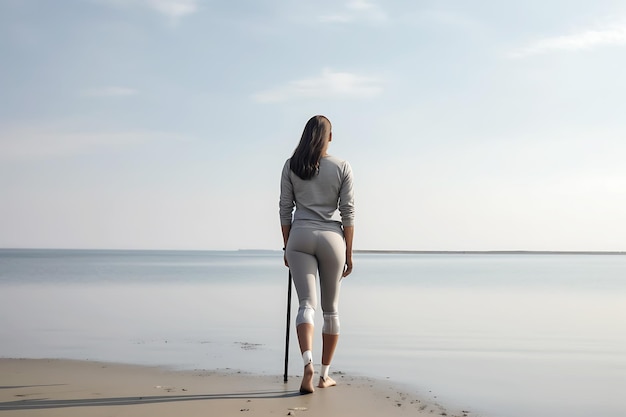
1 247 625 255
0 358 471 417
354 249 626 255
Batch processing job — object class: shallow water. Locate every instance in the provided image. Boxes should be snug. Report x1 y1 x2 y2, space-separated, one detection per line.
1 249 625 417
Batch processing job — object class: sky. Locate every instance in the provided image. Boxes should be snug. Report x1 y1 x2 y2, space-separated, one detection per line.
1 0 625 251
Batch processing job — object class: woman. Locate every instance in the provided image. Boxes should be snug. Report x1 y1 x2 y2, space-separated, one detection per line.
279 115 355 394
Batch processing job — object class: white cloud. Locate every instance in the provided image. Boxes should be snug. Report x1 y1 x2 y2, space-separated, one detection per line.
0 126 178 160
319 0 387 24
416 9 481 30
98 0 198 20
81 86 138 97
510 23 626 58
144 0 198 19
319 14 352 23
252 68 384 103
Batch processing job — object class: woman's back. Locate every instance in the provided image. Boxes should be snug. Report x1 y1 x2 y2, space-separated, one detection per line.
280 155 354 228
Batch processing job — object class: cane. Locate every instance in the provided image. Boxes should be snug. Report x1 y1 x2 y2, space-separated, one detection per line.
283 270 292 382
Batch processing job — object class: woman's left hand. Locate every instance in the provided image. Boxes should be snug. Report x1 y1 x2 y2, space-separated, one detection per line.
342 257 353 277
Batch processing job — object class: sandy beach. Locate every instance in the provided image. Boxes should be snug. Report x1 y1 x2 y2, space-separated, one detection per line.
0 359 468 417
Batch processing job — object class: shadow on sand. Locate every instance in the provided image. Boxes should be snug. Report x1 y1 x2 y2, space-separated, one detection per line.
0 384 66 390
0 389 302 410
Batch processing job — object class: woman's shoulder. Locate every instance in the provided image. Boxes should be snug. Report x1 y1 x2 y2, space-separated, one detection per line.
323 155 352 171
322 154 349 166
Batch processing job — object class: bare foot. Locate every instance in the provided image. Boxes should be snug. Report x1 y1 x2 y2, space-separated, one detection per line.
299 363 315 394
318 376 337 388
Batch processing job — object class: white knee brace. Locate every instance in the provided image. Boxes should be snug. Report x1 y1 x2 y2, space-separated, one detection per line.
296 305 315 326
323 312 340 335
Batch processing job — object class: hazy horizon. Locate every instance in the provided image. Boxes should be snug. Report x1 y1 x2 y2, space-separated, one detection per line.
2 247 625 255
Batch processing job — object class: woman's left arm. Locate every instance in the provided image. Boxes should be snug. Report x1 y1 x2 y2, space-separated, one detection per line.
338 161 355 277
342 225 354 277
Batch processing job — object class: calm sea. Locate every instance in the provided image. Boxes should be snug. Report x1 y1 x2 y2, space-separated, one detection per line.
1 249 625 417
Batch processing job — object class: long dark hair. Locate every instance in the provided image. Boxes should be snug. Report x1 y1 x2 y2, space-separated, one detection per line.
290 115 332 180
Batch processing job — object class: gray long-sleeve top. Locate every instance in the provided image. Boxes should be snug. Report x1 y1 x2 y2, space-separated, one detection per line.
279 155 355 228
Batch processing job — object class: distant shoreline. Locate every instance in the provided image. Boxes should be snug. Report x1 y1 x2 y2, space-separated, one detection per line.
354 250 626 255
1 248 624 255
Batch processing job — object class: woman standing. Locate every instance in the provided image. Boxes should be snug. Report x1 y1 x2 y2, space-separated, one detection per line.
279 115 355 394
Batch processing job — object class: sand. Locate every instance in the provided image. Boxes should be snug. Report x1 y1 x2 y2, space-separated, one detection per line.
0 358 471 417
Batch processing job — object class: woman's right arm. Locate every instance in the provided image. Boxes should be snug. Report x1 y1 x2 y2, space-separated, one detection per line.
279 160 294 267
281 224 291 267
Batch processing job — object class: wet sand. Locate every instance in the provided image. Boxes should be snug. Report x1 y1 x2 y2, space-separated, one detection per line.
0 358 471 417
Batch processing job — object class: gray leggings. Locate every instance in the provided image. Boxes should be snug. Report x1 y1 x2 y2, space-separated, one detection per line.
286 226 346 335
